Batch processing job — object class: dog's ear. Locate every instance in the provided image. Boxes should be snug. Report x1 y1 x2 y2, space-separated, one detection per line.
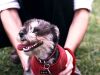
53 25 59 38
51 25 60 44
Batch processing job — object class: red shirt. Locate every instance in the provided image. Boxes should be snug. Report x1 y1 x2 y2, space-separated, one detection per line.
30 45 75 75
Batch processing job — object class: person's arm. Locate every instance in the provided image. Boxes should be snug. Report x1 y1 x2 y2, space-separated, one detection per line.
59 0 93 74
0 8 29 71
0 0 29 71
64 0 94 52
59 9 90 75
64 9 90 52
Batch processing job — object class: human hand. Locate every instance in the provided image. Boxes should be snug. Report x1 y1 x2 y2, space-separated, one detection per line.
59 49 75 75
19 51 30 71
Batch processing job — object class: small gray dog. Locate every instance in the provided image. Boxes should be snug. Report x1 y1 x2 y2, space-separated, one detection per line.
17 19 75 75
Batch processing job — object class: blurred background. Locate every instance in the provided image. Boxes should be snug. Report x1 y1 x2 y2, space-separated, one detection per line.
0 0 100 75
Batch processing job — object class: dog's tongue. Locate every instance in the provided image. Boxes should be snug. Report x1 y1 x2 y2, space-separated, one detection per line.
17 44 26 51
17 41 43 51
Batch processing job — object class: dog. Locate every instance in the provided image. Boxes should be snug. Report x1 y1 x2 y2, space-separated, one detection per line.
17 19 75 75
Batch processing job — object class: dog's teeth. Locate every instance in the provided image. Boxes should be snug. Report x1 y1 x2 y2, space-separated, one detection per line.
29 46 32 49
27 47 30 50
23 47 30 51
23 48 26 50
33 44 36 46
33 43 37 46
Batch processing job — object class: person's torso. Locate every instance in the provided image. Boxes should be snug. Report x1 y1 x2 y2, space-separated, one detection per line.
18 0 74 47
0 0 74 47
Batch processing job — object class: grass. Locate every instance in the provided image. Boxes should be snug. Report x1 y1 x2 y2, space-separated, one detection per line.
76 0 100 75
0 0 100 75
0 47 23 75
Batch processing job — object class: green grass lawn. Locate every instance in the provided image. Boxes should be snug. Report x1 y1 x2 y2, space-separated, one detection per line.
76 0 100 75
0 47 23 75
0 0 100 75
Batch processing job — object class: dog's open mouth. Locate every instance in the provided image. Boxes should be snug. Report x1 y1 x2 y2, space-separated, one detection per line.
17 40 43 52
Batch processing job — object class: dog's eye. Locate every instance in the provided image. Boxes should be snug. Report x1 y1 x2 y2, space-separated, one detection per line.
33 27 40 33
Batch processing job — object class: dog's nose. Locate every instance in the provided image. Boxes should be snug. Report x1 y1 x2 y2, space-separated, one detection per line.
19 31 24 38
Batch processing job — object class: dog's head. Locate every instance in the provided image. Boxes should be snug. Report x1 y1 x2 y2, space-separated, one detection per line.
17 19 59 59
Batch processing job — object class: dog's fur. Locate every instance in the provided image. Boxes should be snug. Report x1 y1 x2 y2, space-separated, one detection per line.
17 18 59 61
17 19 74 75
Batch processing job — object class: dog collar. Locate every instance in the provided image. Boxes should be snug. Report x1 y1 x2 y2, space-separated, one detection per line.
38 44 57 64
30 44 68 75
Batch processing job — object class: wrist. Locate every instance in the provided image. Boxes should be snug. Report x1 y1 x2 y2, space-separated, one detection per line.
64 47 76 55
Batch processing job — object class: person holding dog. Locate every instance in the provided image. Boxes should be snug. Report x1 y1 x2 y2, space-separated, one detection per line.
0 0 93 75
